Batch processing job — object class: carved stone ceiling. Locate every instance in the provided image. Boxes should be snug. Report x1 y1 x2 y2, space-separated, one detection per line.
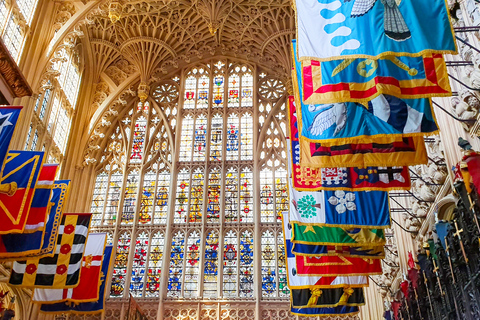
85 0 295 83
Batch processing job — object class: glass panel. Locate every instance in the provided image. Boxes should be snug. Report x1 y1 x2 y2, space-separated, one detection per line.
63 62 80 106
184 75 196 110
226 114 239 161
240 113 253 160
154 170 170 224
260 169 274 223
53 105 70 153
240 167 254 223
223 230 237 297
210 114 222 161
104 171 123 225
179 115 194 161
17 0 39 24
38 89 51 120
189 168 204 223
193 115 207 161
228 74 240 108
110 232 131 297
3 16 23 61
0 1 8 32
30 130 38 151
121 170 138 225
184 230 201 298
224 167 238 223
130 116 147 164
146 232 164 297
239 230 254 298
240 72 254 108
203 230 219 298
139 170 155 224
207 168 221 223
130 232 148 297
261 230 276 297
213 75 224 108
174 169 190 223
277 232 289 297
275 168 288 224
167 231 184 298
91 172 108 226
196 74 209 109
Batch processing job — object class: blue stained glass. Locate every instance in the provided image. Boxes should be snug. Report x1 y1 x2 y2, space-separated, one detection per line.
226 125 239 152
167 233 185 297
239 231 254 297
262 269 276 294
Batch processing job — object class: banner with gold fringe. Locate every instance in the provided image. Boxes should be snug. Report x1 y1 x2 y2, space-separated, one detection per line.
291 287 365 308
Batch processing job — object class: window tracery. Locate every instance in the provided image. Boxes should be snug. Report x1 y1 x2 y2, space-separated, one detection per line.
88 60 289 303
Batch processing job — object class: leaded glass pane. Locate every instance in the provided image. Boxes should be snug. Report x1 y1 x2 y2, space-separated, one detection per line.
131 232 148 297
179 115 194 161
241 113 253 160
122 170 139 225
167 231 184 298
146 232 164 297
175 169 190 223
260 169 274 223
154 170 170 224
189 168 204 223
261 230 276 297
3 16 22 60
184 76 196 110
104 171 123 225
213 75 224 108
277 232 289 297
204 230 219 298
193 115 207 161
207 168 221 223
130 116 147 164
226 114 239 161
239 230 254 298
228 74 240 108
225 167 238 223
196 73 209 109
240 72 253 108
184 230 201 298
139 170 155 224
91 172 108 226
210 114 222 161
240 167 254 223
111 232 131 297
223 230 237 297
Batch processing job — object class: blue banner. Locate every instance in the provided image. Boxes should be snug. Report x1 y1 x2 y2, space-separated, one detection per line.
0 107 21 165
291 305 359 316
435 221 451 250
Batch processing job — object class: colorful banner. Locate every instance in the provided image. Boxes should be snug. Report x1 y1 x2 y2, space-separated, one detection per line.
292 40 451 105
0 107 21 164
292 243 385 259
0 165 59 258
289 185 391 229
0 151 44 234
9 213 92 288
282 212 369 289
294 0 456 61
288 96 411 190
291 287 365 308
291 305 360 317
39 246 113 314
33 233 107 303
291 223 385 247
298 136 427 168
295 254 383 276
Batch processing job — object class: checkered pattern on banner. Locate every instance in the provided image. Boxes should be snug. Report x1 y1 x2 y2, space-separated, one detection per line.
9 213 91 288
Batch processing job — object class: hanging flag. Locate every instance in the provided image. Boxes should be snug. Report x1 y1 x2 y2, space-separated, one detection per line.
435 221 451 250
282 212 369 289
289 183 390 228
0 150 44 234
291 287 365 308
294 0 456 61
33 233 107 303
291 305 359 317
9 213 92 288
291 223 385 247
292 243 385 259
39 246 113 314
0 165 59 258
407 268 419 290
465 152 480 192
0 107 21 165
292 40 452 105
295 254 383 276
299 136 428 168
287 98 411 191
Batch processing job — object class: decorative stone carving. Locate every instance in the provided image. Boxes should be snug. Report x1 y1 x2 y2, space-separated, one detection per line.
0 39 32 99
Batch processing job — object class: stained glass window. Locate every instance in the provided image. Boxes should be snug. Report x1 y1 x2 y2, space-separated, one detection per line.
223 230 238 297
277 232 289 297
197 73 209 109
130 116 147 164
179 115 194 161
122 170 139 225
3 16 23 60
275 168 288 223
184 75 197 110
193 115 207 161
260 169 274 223
91 171 108 226
239 230 254 298
104 170 123 225
189 168 204 223
204 230 219 298
146 231 164 297
207 168 221 223
213 75 224 108
131 232 148 297
167 231 185 298
241 113 254 160
225 167 239 223
139 170 155 224
111 232 131 297
240 71 254 108
184 230 201 298
154 170 170 224
228 73 240 108
226 114 239 161
175 169 190 223
210 114 223 161
261 231 276 297
240 167 254 223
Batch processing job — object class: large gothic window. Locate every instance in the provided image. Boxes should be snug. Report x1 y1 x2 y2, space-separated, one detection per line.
0 0 39 61
89 60 288 301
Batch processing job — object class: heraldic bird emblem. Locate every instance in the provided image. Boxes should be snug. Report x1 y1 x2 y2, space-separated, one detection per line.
345 0 411 41
307 103 347 137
